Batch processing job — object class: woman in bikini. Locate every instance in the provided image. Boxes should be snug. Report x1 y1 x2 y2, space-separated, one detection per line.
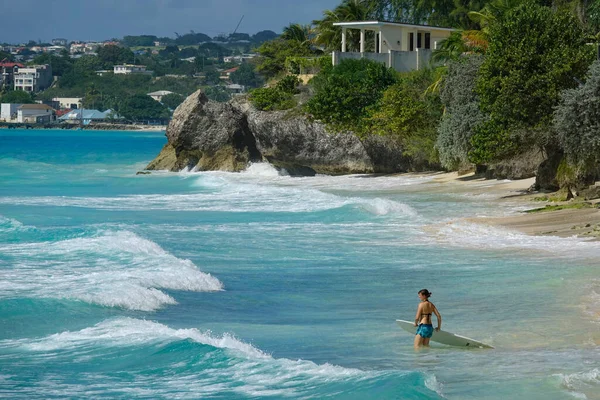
414 289 441 348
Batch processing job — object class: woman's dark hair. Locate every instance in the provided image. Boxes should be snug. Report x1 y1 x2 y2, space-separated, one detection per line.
418 289 432 298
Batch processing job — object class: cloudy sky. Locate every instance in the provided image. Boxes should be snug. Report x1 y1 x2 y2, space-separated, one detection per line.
1 0 340 43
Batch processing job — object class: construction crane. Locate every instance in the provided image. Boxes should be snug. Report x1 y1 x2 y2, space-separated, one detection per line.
232 15 244 35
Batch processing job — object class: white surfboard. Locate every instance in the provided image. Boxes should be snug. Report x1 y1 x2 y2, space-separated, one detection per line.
396 320 494 349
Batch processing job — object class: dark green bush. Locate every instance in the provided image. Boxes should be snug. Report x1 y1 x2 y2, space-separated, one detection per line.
249 88 296 111
276 75 301 94
305 58 397 131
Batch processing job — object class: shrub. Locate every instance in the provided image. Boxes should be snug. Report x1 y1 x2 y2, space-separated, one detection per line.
554 60 600 169
305 58 397 131
436 56 487 169
367 68 443 165
474 2 592 163
249 88 296 111
276 75 301 94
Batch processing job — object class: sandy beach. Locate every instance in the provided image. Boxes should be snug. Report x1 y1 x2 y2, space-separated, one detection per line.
426 171 600 241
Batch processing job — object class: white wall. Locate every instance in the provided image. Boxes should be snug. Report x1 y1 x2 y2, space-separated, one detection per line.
1 103 21 121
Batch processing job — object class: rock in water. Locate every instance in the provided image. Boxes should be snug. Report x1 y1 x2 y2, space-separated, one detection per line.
148 90 261 172
146 89 412 175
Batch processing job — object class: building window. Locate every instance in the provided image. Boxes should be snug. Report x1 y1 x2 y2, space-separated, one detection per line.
409 33 414 51
417 33 422 49
425 33 431 50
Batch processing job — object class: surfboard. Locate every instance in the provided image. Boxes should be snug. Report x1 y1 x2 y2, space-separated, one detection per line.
396 320 494 349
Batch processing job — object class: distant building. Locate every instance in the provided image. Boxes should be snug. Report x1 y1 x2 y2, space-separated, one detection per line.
95 70 111 76
0 60 25 89
0 103 22 121
17 104 54 123
58 109 121 125
52 97 83 109
14 64 53 92
52 38 68 46
113 64 152 75
226 84 245 95
220 67 239 80
147 90 173 102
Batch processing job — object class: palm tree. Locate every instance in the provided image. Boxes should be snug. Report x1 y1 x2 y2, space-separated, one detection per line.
281 23 313 46
313 0 374 51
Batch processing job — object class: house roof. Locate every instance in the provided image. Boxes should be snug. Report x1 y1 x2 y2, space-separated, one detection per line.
18 104 54 110
223 67 239 74
0 60 24 68
147 90 173 96
58 109 121 120
332 20 455 32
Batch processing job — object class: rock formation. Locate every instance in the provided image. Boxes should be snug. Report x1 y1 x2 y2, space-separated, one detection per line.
146 89 412 175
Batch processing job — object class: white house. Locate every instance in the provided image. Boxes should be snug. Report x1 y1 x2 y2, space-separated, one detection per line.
113 64 152 75
147 90 173 102
17 104 54 123
52 97 83 109
332 21 454 72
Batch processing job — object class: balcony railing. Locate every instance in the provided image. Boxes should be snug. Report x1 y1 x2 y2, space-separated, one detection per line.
332 49 433 73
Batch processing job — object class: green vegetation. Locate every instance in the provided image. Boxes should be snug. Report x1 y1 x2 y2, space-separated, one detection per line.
0 90 35 104
230 63 261 88
160 93 185 110
554 61 600 172
436 56 487 170
118 94 170 121
472 1 592 163
305 58 396 130
367 68 443 165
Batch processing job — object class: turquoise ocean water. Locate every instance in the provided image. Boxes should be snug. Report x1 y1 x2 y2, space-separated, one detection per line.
0 129 598 399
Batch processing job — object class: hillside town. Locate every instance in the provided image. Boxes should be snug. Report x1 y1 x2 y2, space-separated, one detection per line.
0 32 273 127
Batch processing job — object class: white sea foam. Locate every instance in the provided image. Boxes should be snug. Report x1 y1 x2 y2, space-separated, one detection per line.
433 221 600 258
556 368 600 399
0 183 418 217
0 230 222 311
0 215 26 232
241 162 288 177
2 317 385 396
1 317 446 398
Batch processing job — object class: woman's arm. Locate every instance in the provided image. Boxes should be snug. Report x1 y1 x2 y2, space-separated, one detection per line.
433 305 442 331
414 304 422 326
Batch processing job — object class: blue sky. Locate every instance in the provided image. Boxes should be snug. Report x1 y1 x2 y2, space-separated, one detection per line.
0 0 340 44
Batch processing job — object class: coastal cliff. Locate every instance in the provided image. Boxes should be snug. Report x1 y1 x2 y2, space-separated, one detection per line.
146 89 414 175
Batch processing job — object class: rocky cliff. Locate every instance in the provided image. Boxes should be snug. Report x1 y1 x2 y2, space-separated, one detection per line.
145 89 413 175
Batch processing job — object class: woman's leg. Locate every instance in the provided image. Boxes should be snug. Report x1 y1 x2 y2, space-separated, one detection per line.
414 334 425 348
423 337 431 346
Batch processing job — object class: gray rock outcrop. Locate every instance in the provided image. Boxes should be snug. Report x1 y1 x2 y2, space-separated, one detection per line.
146 89 413 175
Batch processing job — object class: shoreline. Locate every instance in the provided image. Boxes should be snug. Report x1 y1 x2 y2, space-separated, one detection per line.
423 171 600 241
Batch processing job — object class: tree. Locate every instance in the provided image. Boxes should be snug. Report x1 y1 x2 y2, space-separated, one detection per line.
97 45 134 67
313 0 374 51
367 68 444 165
118 94 170 120
0 90 35 104
281 24 313 45
554 60 600 170
0 51 14 62
122 35 158 47
305 58 397 130
32 53 73 76
73 55 103 75
252 30 279 44
255 39 314 78
471 2 593 163
203 85 231 102
160 92 185 109
230 63 260 88
436 56 487 169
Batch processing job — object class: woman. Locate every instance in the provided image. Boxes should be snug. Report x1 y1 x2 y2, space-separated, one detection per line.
414 289 441 348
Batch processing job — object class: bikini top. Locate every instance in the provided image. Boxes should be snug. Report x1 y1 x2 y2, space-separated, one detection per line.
421 301 432 316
